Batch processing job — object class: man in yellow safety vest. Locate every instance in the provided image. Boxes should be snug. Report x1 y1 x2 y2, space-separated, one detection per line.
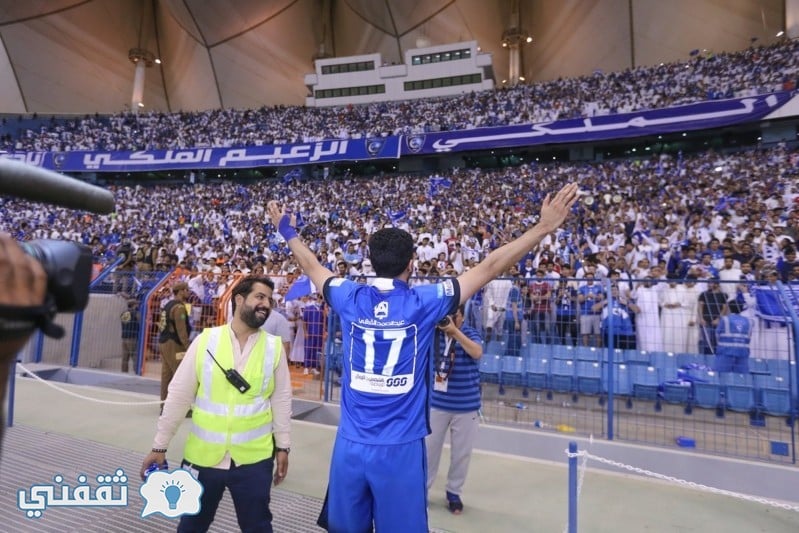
140 275 292 532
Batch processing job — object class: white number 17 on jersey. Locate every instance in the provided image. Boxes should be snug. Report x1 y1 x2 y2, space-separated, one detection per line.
350 326 416 395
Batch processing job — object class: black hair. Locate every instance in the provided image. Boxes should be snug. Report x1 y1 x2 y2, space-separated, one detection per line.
727 299 742 314
231 275 275 314
368 228 415 278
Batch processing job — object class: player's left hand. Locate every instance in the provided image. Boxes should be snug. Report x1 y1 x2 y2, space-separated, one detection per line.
538 183 579 233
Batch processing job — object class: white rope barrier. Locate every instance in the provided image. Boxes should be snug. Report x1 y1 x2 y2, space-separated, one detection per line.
563 446 799 514
16 363 163 406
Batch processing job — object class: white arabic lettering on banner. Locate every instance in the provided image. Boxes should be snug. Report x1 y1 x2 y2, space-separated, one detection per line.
431 96 774 152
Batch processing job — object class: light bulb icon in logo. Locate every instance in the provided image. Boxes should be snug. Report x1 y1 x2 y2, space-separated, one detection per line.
141 469 202 518
162 481 184 510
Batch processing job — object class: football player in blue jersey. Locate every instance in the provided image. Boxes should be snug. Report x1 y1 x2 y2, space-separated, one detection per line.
267 182 577 533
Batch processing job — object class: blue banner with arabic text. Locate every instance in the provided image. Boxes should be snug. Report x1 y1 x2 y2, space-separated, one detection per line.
399 92 793 155
0 138 401 173
0 92 792 172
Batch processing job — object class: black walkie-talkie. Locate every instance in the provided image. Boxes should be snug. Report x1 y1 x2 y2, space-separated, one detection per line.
206 350 251 393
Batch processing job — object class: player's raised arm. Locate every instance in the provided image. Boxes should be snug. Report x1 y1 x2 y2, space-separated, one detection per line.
457 183 578 305
267 200 335 291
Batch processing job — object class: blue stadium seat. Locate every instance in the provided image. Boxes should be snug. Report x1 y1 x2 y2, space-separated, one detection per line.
650 351 678 381
767 359 798 403
610 348 625 365
676 352 708 369
662 379 691 405
550 358 576 393
500 356 526 395
527 343 552 361
766 359 792 379
484 340 506 357
691 369 723 411
629 365 660 401
607 364 633 399
624 349 651 366
524 356 549 390
721 373 756 413
748 358 770 376
574 346 600 362
479 354 502 385
755 374 793 416
576 361 602 395
550 344 576 361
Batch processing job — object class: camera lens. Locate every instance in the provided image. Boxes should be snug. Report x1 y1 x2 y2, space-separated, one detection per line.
437 316 450 327
20 239 93 312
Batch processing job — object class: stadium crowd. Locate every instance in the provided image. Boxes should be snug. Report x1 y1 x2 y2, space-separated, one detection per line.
2 143 797 286
2 142 799 365
2 36 798 363
1 40 797 152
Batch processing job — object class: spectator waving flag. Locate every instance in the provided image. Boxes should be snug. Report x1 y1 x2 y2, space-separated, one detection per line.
285 275 313 302
387 208 407 224
282 168 302 184
428 175 452 197
754 286 799 325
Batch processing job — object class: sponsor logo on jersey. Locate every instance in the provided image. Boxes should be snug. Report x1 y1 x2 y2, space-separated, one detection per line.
351 370 414 395
442 279 455 297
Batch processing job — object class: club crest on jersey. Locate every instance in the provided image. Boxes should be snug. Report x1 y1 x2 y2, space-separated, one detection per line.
366 138 385 157
374 301 389 320
406 134 425 153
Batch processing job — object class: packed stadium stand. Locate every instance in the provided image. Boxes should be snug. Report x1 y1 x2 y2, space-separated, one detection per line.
2 1 799 531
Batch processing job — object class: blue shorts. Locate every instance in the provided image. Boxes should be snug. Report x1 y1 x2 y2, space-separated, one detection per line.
322 435 428 533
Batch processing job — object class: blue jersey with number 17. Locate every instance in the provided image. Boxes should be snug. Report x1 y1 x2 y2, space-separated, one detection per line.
324 276 460 445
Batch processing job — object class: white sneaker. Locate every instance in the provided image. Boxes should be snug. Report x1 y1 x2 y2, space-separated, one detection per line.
311 368 320 376
302 368 309 375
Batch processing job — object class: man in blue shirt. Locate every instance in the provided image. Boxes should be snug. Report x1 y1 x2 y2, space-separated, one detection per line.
554 279 578 346
425 305 483 515
714 300 752 373
597 284 640 350
266 182 577 533
578 273 603 347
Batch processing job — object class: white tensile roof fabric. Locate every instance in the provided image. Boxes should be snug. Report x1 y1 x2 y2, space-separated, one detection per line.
0 0 784 114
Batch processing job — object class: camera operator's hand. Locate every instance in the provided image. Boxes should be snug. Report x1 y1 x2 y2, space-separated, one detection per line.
0 234 46 350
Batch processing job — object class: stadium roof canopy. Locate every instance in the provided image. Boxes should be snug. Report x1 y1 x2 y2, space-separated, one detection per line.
0 0 786 114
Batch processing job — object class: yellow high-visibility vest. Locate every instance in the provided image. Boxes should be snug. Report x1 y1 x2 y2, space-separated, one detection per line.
184 326 282 467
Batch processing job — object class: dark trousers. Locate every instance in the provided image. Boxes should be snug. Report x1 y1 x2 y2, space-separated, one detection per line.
700 325 718 355
603 333 636 350
160 339 184 401
177 458 274 533
555 315 577 346
121 337 137 373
